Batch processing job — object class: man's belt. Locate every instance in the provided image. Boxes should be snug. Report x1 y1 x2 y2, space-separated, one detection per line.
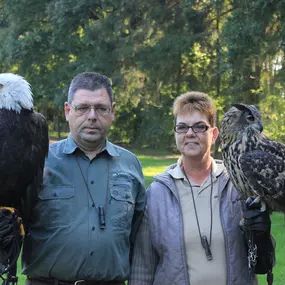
28 276 125 285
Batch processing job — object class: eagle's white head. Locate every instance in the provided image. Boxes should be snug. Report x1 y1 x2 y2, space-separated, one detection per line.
0 73 34 113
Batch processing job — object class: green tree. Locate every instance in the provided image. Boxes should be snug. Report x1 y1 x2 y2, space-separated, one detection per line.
1 0 285 146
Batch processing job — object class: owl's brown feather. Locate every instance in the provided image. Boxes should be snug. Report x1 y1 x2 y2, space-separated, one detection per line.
220 103 285 213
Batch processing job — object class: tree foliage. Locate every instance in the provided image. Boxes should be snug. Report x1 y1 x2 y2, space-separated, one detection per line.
0 0 284 149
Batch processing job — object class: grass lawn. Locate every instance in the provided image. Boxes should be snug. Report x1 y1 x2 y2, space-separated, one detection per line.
12 151 285 285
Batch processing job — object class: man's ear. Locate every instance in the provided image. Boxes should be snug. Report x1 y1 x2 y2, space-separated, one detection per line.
64 102 70 122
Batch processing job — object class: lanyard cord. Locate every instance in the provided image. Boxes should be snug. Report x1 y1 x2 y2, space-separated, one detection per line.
76 155 110 229
182 167 214 260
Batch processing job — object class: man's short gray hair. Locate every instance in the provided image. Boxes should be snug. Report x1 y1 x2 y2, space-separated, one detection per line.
68 72 114 103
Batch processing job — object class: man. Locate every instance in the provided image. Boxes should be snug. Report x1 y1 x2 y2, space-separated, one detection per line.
22 72 146 285
129 91 274 285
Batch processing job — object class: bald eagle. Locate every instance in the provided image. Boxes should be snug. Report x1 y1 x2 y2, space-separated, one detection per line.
0 73 49 215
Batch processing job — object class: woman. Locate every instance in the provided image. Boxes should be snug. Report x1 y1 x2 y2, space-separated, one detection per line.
129 92 274 285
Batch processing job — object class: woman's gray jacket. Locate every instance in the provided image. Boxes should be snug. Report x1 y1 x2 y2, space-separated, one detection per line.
129 163 257 285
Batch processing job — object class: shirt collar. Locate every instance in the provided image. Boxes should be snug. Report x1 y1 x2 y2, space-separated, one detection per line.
103 140 120 157
63 134 119 157
63 134 78 154
212 158 224 178
168 157 225 181
167 157 184 180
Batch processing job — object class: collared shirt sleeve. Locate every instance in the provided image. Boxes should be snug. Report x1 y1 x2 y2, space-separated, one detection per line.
129 156 146 243
129 203 158 285
130 175 146 254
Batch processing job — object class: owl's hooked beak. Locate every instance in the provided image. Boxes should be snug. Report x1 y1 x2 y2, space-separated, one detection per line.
253 121 263 133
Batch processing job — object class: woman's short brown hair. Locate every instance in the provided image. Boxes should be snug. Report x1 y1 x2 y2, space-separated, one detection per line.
173 91 217 127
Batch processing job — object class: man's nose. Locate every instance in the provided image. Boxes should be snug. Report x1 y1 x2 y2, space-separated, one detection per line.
87 107 98 119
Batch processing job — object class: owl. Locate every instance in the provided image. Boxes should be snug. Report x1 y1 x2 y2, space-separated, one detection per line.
219 103 285 213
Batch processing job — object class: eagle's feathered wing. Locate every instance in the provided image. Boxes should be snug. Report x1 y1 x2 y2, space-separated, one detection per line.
0 108 49 216
220 103 285 213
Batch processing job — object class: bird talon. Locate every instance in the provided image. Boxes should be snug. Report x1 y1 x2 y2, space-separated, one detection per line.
250 196 261 207
246 196 266 211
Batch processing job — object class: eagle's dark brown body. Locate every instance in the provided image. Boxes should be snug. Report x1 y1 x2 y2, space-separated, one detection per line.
0 108 48 212
0 72 48 276
220 104 285 213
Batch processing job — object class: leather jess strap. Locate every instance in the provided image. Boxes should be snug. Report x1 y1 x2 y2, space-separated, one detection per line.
28 277 125 285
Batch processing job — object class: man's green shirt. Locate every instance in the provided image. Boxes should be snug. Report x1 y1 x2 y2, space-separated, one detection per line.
22 134 145 281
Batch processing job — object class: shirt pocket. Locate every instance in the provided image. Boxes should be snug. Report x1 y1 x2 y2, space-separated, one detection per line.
110 174 135 230
37 186 75 228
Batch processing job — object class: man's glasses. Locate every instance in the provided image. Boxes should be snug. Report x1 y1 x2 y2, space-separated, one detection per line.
70 104 111 116
174 123 210 134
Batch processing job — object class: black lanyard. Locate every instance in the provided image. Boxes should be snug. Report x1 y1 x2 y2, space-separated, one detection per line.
182 167 214 261
76 155 110 230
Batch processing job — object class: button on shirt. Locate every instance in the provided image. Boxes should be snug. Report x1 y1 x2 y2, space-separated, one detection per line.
22 134 145 281
168 158 227 285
